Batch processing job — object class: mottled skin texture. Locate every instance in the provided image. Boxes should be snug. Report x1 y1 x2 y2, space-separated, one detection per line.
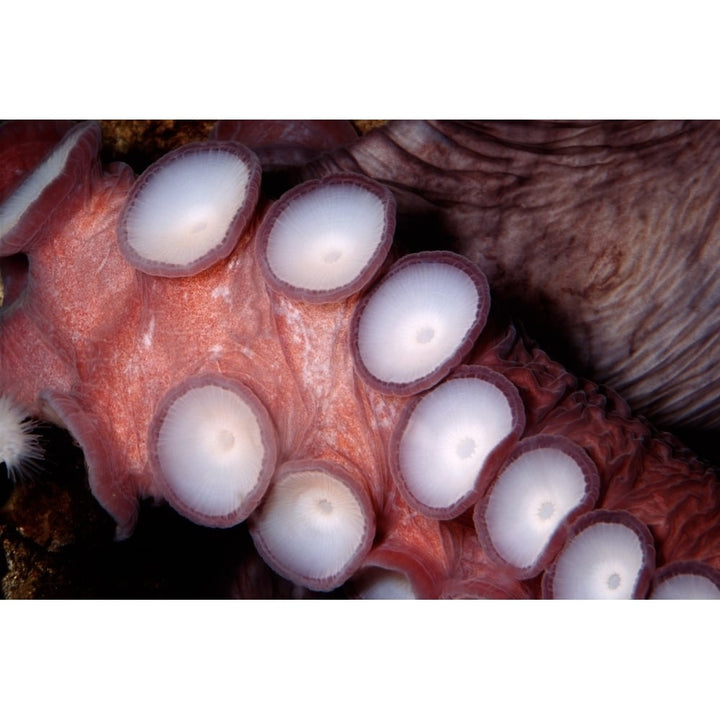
0 144 402 540
3 120 720 598
304 120 720 435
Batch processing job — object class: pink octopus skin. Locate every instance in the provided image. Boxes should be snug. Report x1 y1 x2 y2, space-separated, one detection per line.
2 120 720 599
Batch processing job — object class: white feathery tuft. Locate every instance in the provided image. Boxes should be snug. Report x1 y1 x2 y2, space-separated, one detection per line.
0 395 43 481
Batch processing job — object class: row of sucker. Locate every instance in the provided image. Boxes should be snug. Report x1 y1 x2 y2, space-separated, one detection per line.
4 125 719 597
120 139 720 598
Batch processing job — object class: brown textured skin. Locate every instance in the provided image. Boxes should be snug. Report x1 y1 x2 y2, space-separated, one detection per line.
303 120 720 434
212 120 358 171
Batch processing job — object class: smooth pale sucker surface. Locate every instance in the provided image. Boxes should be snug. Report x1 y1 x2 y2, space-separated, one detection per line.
0 124 81 239
651 573 720 599
399 377 513 509
156 384 265 518
551 522 645 599
253 469 367 581
357 262 480 384
265 183 387 292
123 148 252 266
353 568 417 599
484 447 588 569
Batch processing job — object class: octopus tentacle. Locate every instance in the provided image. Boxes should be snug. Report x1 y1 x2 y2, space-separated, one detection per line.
2 120 720 598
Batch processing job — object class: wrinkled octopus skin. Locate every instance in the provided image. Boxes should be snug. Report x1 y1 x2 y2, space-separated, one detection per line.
303 120 720 435
1 120 720 599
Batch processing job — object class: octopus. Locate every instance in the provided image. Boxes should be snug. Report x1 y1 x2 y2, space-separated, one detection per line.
2 119 720 599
